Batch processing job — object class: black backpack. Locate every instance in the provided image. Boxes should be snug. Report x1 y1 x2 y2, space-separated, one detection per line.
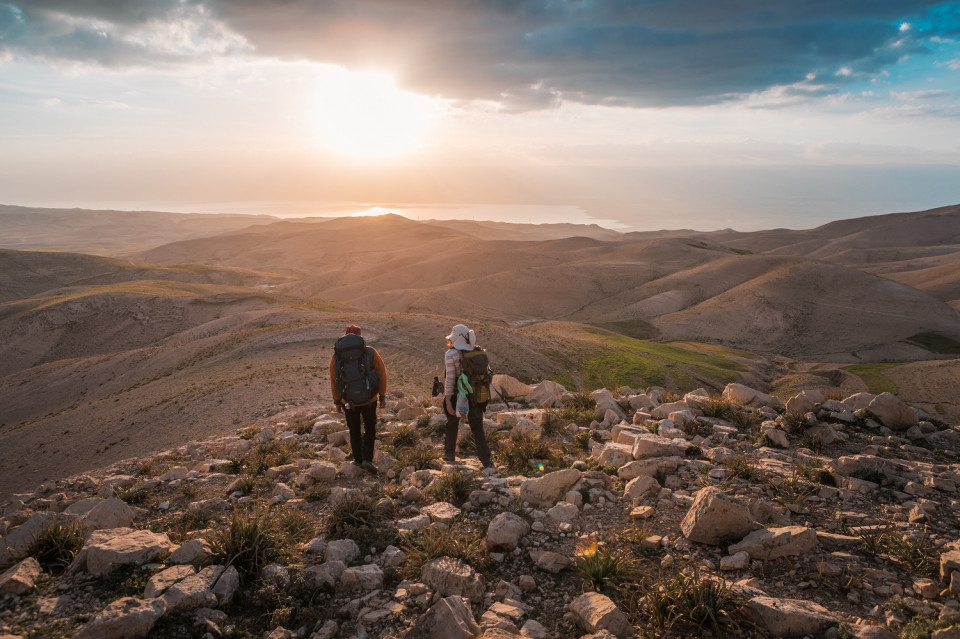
460 347 492 405
333 334 379 406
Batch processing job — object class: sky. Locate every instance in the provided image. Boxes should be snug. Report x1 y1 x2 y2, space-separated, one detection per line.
1 1 960 231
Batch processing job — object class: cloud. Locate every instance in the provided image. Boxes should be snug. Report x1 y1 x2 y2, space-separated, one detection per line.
0 1 249 68
1 0 955 109
892 89 950 100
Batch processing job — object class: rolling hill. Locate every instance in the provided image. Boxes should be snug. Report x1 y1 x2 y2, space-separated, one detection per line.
3 203 960 497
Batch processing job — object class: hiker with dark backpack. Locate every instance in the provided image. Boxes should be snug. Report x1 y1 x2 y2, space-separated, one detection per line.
442 324 494 469
329 325 387 473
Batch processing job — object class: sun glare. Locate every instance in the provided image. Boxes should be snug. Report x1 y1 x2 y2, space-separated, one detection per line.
314 69 436 160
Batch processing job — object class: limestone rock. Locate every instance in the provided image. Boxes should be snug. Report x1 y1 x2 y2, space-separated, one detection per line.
722 383 784 410
528 549 571 574
596 443 633 468
162 565 225 612
728 526 818 560
569 592 634 639
144 564 196 598
325 539 360 564
519 469 582 507
81 528 173 576
680 487 759 545
308 461 338 483
421 557 485 603
647 400 689 420
720 551 750 571
340 564 383 591
547 501 579 523
617 457 681 480
486 512 531 551
623 475 659 501
868 392 919 431
169 538 212 566
526 381 566 408
68 497 138 531
744 596 837 637
0 511 60 564
0 557 41 596
785 390 822 415
591 389 627 423
74 597 167 639
842 392 875 411
403 596 481 639
940 549 960 583
494 375 531 399
304 560 346 589
631 434 686 460
212 565 239 606
421 501 462 525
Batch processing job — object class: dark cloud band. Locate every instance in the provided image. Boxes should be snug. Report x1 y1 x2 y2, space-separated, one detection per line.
0 0 954 108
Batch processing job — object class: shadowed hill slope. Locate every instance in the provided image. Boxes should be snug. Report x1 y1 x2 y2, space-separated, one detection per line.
0 205 278 256
0 248 289 303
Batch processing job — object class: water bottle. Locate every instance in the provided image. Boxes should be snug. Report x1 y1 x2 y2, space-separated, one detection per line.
456 393 469 415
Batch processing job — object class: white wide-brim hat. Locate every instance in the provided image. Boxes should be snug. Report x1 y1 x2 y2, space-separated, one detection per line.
446 324 476 351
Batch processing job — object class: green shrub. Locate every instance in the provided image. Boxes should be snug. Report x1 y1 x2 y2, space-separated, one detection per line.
301 484 330 502
180 483 199 499
232 475 257 495
400 524 485 579
135 460 156 477
641 568 748 636
429 471 481 507
19 518 85 574
576 538 638 590
323 492 398 552
495 433 564 476
390 423 422 450
276 510 316 544
574 430 597 451
116 483 150 505
395 444 441 470
207 508 287 579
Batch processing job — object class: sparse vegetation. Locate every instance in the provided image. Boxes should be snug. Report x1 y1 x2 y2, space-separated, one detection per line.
388 423 422 450
637 568 749 636
495 432 565 476
322 492 398 552
116 483 150 505
576 538 638 591
394 443 441 470
844 362 900 395
400 524 486 579
19 518 85 574
207 507 289 579
429 470 481 507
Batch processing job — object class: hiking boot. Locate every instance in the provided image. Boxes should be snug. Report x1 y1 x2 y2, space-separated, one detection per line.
361 461 377 474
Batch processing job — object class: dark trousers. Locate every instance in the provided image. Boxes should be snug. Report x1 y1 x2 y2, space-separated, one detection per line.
444 399 491 466
344 402 377 464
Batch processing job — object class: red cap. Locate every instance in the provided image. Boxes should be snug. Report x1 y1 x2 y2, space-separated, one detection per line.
345 325 362 335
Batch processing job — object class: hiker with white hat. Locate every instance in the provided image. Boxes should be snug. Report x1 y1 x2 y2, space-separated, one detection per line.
442 324 494 468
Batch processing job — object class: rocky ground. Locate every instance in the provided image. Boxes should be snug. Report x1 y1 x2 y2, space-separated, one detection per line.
2 376 960 639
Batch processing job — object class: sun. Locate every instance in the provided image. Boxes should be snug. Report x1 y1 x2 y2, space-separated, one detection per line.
314 68 436 160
